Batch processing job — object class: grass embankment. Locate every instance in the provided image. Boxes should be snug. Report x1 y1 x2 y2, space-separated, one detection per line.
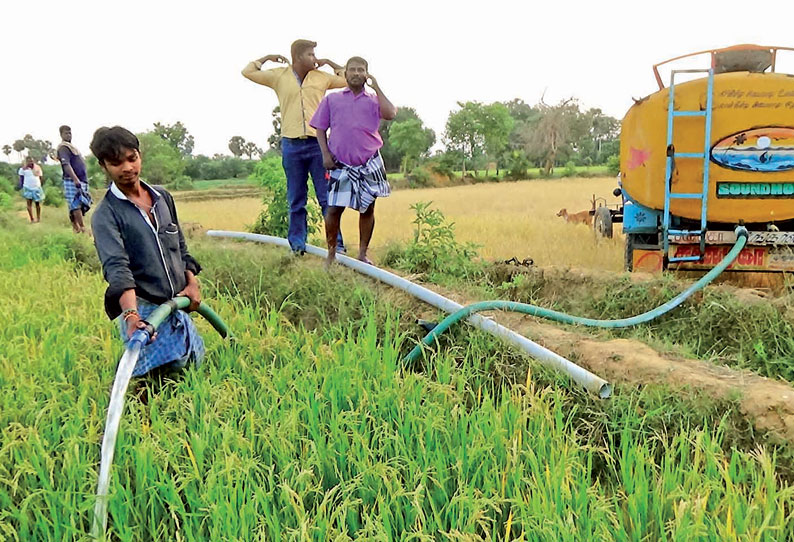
486 266 794 384
2 225 793 540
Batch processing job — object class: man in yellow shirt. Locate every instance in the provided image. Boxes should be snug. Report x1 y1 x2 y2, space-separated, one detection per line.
242 39 346 254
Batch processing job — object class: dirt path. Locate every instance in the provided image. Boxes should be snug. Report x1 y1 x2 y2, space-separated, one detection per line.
429 286 794 442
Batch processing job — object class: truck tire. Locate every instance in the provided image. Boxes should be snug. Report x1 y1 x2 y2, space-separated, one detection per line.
594 206 613 238
624 233 635 271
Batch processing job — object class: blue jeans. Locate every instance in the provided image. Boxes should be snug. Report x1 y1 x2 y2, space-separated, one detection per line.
281 137 344 252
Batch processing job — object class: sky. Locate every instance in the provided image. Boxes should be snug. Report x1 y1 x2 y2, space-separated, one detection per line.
2 0 794 159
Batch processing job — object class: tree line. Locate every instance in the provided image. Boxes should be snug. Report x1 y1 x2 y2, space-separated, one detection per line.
253 97 619 179
3 96 620 189
384 97 619 178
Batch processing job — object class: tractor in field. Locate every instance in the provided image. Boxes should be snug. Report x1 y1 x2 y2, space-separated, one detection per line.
608 44 794 277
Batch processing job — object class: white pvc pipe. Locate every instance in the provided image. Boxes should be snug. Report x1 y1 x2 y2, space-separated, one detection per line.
91 342 143 540
207 230 612 398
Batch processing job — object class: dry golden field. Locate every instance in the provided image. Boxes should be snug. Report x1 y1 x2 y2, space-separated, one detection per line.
176 176 626 271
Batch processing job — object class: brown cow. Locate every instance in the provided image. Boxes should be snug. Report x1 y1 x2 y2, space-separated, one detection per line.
556 208 592 225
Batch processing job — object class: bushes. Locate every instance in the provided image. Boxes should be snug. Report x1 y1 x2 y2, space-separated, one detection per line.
427 158 455 179
382 201 483 281
44 186 64 207
606 154 620 176
0 176 16 195
406 166 432 188
506 150 530 180
184 155 256 180
249 155 321 237
250 155 286 189
167 175 194 191
83 156 106 188
0 162 16 181
40 164 63 187
0 192 12 211
139 132 186 185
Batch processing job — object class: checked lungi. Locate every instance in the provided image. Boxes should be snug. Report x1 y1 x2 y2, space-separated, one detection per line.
327 153 390 212
63 177 92 213
118 298 205 377
22 186 46 203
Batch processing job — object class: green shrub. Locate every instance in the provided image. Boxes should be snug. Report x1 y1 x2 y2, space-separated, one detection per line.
185 155 254 180
0 192 13 211
0 176 16 195
606 154 620 176
40 164 63 187
0 162 16 180
407 166 432 188
564 160 578 177
385 201 483 281
44 186 64 207
168 175 194 191
139 132 186 185
250 155 285 189
427 159 454 179
249 155 321 237
507 150 530 180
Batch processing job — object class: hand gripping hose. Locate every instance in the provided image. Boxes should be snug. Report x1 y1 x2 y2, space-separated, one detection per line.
91 298 230 540
406 226 749 363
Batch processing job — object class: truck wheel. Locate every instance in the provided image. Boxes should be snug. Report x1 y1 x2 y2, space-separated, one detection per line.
624 234 635 271
594 206 613 238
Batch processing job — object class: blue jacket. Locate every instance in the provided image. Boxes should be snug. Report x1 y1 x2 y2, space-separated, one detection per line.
91 182 201 319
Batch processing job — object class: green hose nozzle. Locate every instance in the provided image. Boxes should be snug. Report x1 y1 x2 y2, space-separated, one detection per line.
141 297 230 339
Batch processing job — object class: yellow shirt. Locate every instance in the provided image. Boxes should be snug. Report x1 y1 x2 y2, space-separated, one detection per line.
242 64 347 138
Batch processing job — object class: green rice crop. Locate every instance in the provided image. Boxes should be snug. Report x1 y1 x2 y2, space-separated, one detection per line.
1 225 793 541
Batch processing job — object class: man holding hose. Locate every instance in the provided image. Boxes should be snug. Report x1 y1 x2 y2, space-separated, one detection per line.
90 126 205 381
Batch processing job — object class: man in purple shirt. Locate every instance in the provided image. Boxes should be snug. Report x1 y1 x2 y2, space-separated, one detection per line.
310 56 397 267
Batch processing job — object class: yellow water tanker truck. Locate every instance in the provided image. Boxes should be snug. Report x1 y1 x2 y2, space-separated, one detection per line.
612 44 794 274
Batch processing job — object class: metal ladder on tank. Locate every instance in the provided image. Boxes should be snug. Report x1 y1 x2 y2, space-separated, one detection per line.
662 67 715 266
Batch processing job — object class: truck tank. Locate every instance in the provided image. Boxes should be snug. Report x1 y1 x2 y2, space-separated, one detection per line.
621 47 794 225
618 45 794 277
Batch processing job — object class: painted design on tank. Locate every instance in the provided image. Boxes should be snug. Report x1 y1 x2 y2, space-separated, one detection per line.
711 127 794 172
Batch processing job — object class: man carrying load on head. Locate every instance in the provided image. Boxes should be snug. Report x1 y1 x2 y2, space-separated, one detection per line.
242 39 346 255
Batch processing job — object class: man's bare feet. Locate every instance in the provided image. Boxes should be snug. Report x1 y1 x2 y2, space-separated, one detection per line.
358 255 374 265
325 252 336 270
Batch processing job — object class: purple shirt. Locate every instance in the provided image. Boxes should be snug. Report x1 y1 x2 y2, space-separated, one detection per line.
310 88 384 166
57 145 87 183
